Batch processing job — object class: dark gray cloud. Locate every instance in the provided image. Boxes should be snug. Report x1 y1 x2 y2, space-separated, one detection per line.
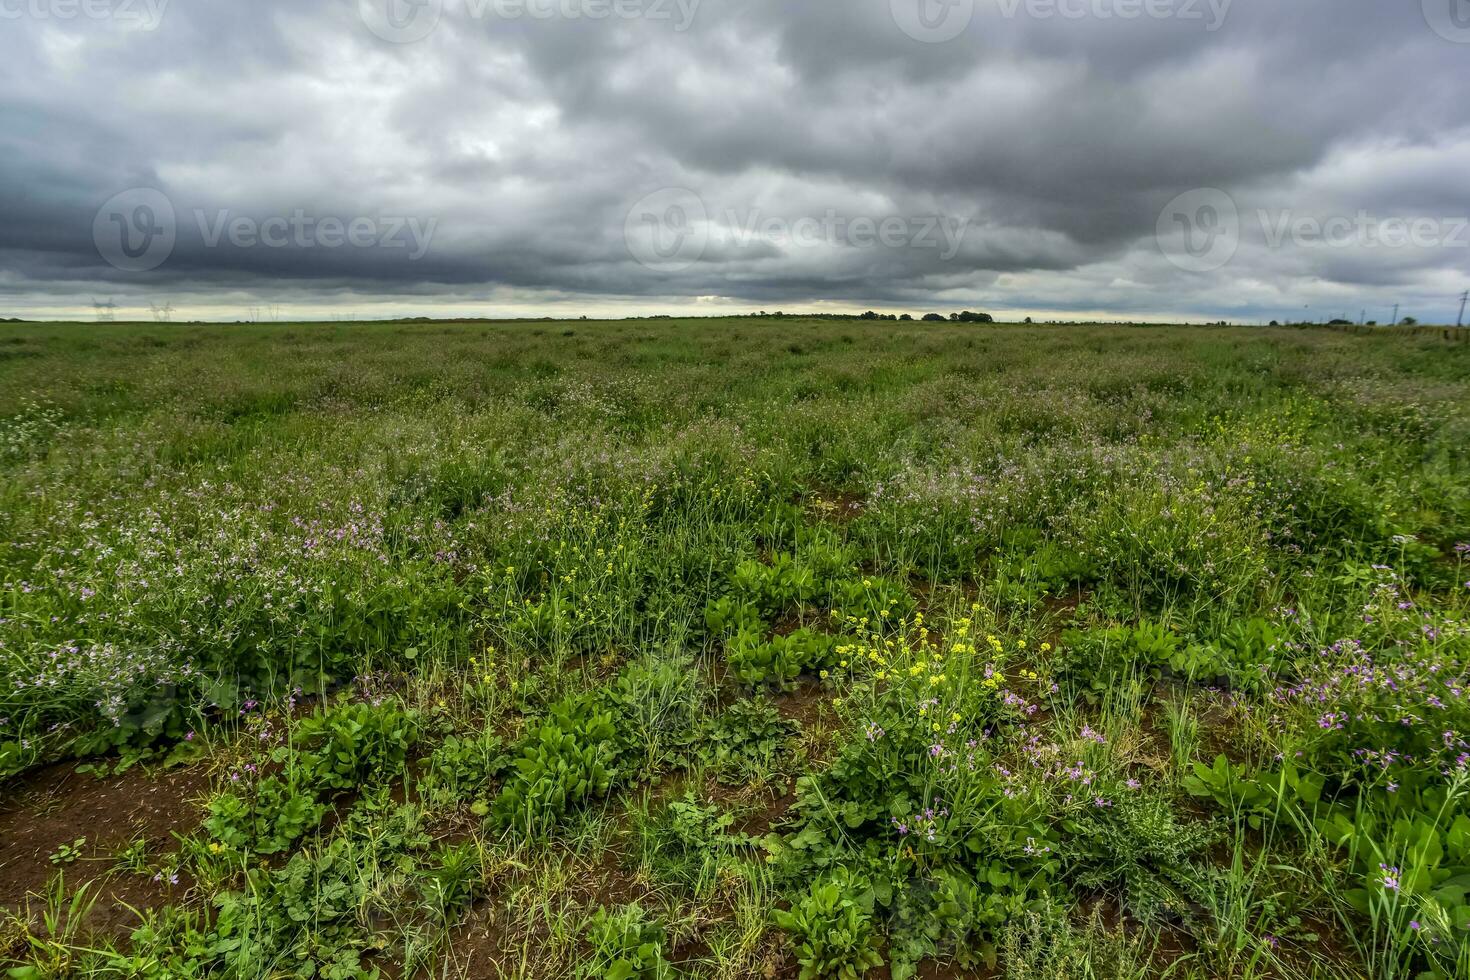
1 0 1468 322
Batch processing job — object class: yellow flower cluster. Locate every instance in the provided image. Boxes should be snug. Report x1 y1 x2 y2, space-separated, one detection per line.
842 608 1056 697
469 646 498 685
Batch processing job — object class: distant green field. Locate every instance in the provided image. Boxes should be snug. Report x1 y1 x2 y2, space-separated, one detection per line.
2 319 1468 979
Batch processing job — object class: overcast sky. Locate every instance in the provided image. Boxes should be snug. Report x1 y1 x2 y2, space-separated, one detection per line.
2 0 1468 323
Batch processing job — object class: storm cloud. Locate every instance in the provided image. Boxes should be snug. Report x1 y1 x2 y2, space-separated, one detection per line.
1 0 1468 322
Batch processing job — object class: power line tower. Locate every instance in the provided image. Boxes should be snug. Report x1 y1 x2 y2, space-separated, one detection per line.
93 298 116 323
1458 290 1467 328
1392 303 1400 326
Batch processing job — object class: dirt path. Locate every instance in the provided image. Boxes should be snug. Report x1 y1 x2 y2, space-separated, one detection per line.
0 761 209 936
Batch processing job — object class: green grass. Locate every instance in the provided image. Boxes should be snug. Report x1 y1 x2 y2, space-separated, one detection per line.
1 317 1468 978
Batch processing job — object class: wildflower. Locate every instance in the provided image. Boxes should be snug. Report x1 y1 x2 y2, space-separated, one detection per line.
1378 864 1401 891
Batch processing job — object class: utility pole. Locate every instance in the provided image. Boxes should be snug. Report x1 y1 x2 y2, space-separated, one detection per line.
1458 290 1467 328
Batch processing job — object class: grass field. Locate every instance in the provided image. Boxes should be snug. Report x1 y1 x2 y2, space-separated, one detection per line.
2 318 1469 979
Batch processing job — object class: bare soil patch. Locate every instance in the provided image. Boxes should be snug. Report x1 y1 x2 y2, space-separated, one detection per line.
0 761 209 935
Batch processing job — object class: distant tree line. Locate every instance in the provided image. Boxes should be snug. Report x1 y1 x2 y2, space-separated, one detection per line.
858 310 995 323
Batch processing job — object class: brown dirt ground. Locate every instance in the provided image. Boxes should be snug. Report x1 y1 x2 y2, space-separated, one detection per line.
0 761 209 938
